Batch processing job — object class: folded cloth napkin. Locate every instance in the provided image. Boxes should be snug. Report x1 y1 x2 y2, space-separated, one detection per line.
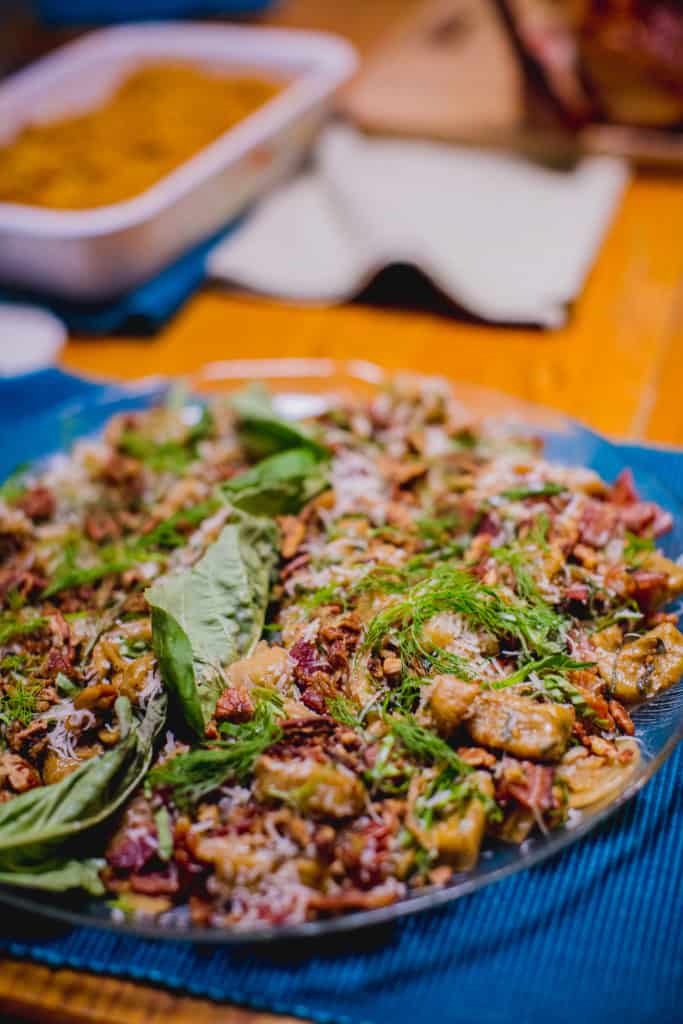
0 371 681 1024
208 125 629 327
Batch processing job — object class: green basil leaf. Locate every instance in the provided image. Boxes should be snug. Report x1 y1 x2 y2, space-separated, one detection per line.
146 511 278 735
0 859 105 894
230 384 328 460
0 691 166 886
223 446 329 516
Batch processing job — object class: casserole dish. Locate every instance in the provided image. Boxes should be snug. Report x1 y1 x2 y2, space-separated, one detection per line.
0 24 357 300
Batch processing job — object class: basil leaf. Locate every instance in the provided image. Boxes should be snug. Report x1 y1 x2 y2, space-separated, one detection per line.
146 511 278 735
223 446 329 516
0 692 166 887
0 859 105 895
230 384 328 460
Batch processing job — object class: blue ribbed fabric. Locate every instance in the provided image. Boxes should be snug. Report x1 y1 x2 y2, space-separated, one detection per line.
0 220 241 336
0 371 681 1024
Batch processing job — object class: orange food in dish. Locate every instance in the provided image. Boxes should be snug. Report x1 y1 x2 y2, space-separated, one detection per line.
0 63 281 210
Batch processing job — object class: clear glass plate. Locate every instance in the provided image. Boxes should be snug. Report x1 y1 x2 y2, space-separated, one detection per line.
1 357 682 944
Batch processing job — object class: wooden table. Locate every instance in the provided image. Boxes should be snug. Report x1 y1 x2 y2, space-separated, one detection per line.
2 1 683 1022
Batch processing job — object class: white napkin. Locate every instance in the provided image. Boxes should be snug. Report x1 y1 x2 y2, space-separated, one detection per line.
208 125 628 328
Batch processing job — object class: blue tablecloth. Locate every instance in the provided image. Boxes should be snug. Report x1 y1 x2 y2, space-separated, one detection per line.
0 370 681 1024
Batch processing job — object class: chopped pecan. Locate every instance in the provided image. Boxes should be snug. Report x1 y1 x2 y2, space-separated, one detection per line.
101 453 143 493
215 685 254 723
85 511 121 543
456 746 497 768
280 552 311 581
278 515 306 560
15 486 55 522
301 688 327 714
608 699 635 736
0 752 41 794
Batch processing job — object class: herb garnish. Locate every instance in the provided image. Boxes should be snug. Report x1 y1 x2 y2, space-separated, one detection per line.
363 564 566 676
0 678 41 726
148 698 282 808
498 482 566 501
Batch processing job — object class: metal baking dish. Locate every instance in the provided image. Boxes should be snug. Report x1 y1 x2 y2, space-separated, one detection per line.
0 23 357 300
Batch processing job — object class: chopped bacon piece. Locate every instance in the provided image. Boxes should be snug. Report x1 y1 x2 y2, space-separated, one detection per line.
500 760 554 812
214 685 254 723
629 569 669 612
340 821 390 889
579 500 617 548
619 502 673 538
129 866 179 895
289 640 331 689
476 512 502 540
609 469 672 537
107 832 158 873
610 468 640 505
565 581 591 604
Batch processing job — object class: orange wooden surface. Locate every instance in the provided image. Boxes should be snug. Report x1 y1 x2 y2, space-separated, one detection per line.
62 172 683 443
3 0 683 1022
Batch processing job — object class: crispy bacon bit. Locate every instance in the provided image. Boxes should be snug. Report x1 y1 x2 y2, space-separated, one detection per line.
629 569 669 611
610 469 672 537
215 685 254 723
107 831 158 873
340 821 390 889
476 512 502 539
609 699 635 736
15 486 55 522
620 502 673 538
565 581 591 604
579 500 617 548
129 866 180 895
289 640 331 690
610 468 640 505
500 760 554 812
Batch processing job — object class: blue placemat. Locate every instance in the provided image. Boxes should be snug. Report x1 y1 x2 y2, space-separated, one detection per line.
34 0 276 27
0 220 241 336
0 370 682 1024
